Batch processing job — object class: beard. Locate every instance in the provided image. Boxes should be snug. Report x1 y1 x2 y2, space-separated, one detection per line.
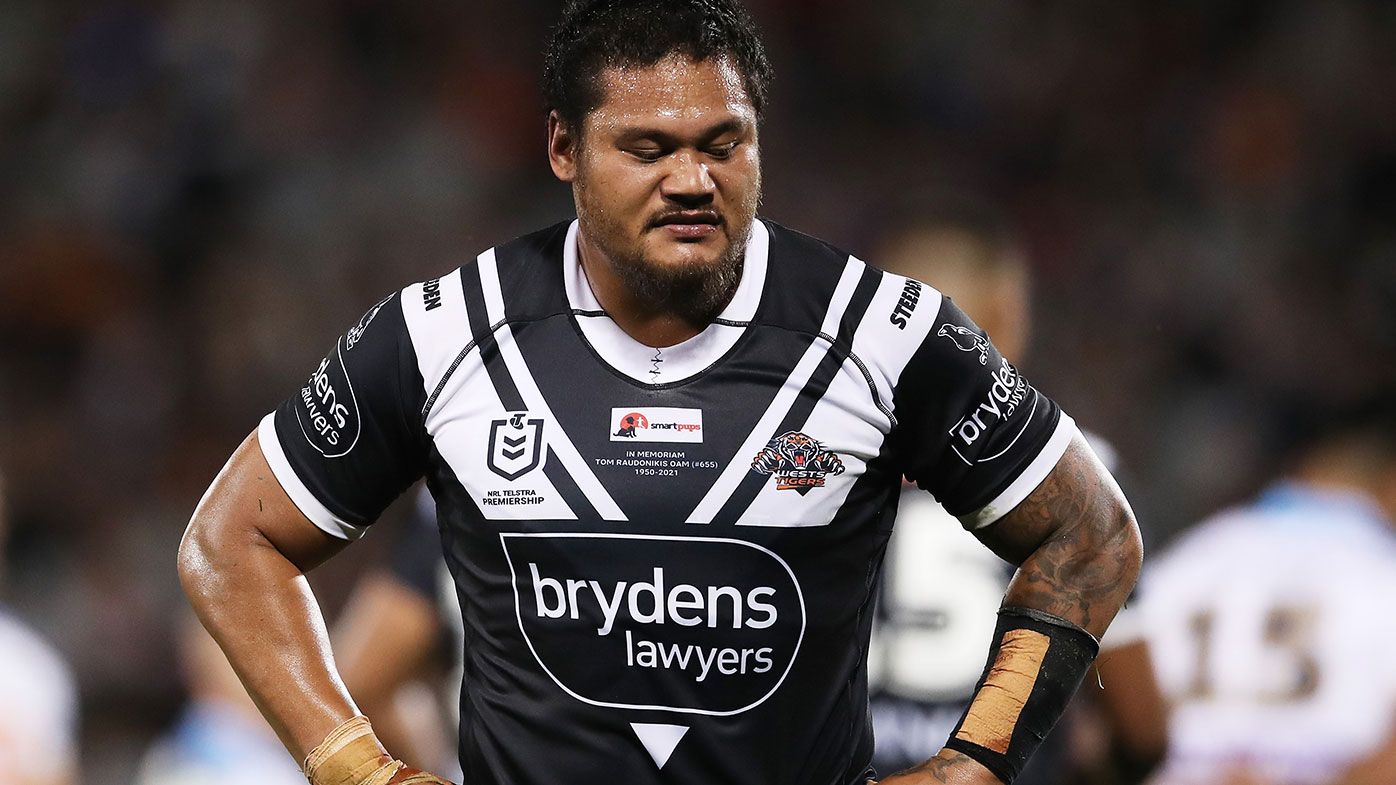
606 225 749 325
574 181 756 324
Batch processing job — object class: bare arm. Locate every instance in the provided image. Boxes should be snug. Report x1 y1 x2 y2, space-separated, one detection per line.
880 435 1144 784
176 429 357 761
978 434 1142 639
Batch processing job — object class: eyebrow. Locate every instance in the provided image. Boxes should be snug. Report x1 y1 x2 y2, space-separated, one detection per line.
614 118 748 145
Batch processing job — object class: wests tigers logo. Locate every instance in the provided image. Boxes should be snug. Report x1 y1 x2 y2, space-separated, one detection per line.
750 431 845 495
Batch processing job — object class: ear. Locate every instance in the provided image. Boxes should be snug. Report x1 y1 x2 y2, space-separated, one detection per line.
548 111 578 183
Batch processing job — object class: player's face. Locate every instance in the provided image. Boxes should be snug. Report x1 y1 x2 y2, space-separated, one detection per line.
550 54 761 310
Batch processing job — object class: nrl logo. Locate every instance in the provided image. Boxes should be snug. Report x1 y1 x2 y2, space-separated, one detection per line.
488 412 544 480
750 431 844 495
938 324 991 365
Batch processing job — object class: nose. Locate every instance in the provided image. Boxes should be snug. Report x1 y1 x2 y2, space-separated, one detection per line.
660 149 715 206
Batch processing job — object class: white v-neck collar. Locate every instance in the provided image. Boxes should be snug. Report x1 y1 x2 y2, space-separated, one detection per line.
563 218 769 385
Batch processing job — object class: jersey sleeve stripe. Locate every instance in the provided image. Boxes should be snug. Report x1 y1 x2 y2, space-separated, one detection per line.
401 269 468 416
477 248 628 521
257 413 367 540
957 413 1077 530
848 271 943 430
687 255 866 525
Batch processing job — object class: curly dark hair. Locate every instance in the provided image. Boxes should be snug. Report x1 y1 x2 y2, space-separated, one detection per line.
543 0 774 133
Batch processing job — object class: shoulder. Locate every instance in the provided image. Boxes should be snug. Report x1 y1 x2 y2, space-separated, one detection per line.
758 219 947 338
472 221 574 322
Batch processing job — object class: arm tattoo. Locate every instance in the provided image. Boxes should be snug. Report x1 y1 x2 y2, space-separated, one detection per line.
975 435 1141 638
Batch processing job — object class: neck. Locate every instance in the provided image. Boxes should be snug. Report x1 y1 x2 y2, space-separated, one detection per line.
576 233 741 348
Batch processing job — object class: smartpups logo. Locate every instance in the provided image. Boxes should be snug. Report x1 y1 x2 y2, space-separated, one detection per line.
610 407 703 443
501 532 805 716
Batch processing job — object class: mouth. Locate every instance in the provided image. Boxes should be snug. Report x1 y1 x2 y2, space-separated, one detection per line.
651 210 723 240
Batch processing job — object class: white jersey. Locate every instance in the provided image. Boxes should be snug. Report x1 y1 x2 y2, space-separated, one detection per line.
0 608 78 785
1139 483 1396 785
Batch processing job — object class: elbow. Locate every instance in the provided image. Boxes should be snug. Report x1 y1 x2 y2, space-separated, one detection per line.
1113 500 1144 595
176 518 213 608
178 511 236 612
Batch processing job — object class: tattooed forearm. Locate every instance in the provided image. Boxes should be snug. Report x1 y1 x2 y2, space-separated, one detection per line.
974 435 1142 638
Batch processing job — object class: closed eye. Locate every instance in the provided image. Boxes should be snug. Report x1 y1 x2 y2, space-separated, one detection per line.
628 147 666 162
706 141 740 160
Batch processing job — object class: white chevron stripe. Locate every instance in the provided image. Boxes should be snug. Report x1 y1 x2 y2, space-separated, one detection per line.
477 249 628 521
400 268 467 411
686 256 865 524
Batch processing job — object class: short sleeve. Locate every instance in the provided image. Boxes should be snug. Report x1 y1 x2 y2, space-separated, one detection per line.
891 296 1076 529
260 292 429 540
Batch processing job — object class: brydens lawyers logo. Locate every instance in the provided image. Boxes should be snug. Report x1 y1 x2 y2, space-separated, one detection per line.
500 532 806 716
488 412 544 480
610 407 703 443
750 431 844 495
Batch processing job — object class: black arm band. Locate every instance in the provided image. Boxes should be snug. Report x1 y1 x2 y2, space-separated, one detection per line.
942 607 1100 784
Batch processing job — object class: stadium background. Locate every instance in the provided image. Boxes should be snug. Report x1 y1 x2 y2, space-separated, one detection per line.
1 1 1394 782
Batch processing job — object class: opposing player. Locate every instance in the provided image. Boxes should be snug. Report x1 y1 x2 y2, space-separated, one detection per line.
177 2 1143 784
1114 402 1396 785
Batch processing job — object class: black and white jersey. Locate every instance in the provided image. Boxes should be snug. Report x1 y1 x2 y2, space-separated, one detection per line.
259 219 1076 785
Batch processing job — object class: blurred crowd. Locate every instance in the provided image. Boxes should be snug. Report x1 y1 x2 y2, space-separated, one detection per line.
2 1 1395 783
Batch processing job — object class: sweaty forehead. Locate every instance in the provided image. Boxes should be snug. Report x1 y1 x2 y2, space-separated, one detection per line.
589 54 755 131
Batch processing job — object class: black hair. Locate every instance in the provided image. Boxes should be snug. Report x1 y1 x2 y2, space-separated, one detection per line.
543 0 774 132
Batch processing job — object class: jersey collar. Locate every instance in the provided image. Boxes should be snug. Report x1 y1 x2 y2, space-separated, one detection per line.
562 218 769 385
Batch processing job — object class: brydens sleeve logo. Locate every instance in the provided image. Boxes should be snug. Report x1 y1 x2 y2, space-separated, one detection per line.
297 342 360 458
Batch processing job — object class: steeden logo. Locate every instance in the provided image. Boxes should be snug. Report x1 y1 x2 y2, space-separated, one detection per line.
610 408 703 443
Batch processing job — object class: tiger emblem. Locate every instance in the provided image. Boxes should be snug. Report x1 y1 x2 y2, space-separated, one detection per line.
750 431 845 495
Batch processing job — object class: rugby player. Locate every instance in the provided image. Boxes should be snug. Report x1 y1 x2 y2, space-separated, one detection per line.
1111 402 1396 785
177 2 1143 784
